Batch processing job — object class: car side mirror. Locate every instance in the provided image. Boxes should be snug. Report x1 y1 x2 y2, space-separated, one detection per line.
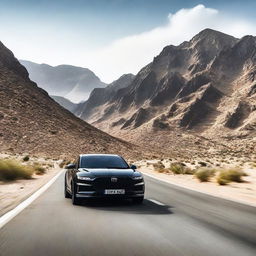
130 164 137 170
65 163 76 169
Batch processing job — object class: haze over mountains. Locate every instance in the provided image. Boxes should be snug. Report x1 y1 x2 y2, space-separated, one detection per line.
20 60 106 103
0 42 138 159
77 29 256 157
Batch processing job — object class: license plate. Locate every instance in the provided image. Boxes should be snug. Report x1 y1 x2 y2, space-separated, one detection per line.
104 189 125 195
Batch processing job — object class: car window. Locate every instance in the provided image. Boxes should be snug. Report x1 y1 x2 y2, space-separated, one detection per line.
80 155 129 169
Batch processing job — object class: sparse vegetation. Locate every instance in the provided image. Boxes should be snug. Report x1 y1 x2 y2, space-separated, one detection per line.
59 159 71 168
217 168 246 185
198 161 207 167
0 159 34 181
23 155 30 161
194 168 216 182
169 162 194 175
153 161 166 173
33 164 46 175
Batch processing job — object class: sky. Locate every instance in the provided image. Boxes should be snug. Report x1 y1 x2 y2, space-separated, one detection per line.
0 0 256 82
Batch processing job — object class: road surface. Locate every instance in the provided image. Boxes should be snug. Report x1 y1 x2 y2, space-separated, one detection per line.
0 173 256 256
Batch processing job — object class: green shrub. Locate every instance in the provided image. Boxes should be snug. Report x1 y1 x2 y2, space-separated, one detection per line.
169 163 194 175
23 155 30 162
217 168 245 185
0 159 34 181
194 168 216 182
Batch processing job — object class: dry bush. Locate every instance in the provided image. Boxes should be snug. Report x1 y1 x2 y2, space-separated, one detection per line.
0 159 34 181
194 168 216 182
23 155 30 162
153 161 167 173
217 168 246 185
170 163 194 175
33 163 46 175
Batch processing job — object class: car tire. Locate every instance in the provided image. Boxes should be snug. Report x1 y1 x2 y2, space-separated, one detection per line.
64 177 71 198
132 196 144 204
72 181 80 205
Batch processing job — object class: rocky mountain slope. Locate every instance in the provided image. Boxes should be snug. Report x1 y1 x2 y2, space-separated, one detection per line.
0 42 140 159
75 74 134 120
20 60 106 103
77 29 256 157
51 95 77 113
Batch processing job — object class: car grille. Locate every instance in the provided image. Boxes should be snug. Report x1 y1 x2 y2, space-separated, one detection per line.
93 177 134 190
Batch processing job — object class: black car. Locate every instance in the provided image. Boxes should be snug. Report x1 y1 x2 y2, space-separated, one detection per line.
64 154 145 205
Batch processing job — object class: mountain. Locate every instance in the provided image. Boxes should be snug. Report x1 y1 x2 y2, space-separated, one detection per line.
77 29 256 158
51 96 77 113
19 60 106 103
75 74 134 120
0 42 140 159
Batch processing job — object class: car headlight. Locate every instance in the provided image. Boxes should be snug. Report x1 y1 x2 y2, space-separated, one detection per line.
133 176 143 180
77 176 95 181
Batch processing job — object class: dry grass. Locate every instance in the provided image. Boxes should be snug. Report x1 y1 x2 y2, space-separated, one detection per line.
217 168 246 185
0 159 34 181
169 163 194 175
33 164 47 175
153 161 166 172
194 168 216 182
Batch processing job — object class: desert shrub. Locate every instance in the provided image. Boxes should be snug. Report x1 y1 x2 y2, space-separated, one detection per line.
217 168 245 185
0 159 34 181
23 155 30 162
194 168 216 182
198 161 207 167
169 162 194 175
33 163 46 175
59 159 71 168
153 161 166 173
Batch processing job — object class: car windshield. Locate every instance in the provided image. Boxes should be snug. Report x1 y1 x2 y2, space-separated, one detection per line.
80 155 130 169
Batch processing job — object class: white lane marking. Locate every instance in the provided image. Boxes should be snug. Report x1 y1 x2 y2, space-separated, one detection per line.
143 173 256 208
0 169 64 229
148 199 165 206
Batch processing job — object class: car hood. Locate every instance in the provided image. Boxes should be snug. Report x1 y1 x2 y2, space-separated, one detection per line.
78 168 135 177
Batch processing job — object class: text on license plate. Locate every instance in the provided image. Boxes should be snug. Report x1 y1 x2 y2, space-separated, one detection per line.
104 189 125 195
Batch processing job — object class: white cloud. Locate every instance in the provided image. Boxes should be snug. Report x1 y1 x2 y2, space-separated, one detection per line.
82 4 256 83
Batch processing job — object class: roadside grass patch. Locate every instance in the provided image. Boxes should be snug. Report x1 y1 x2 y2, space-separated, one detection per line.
0 159 34 181
59 159 71 168
169 162 194 175
217 168 246 185
33 164 47 175
153 161 168 173
194 168 216 182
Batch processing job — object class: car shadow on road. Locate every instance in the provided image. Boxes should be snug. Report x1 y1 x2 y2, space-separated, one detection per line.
78 199 173 215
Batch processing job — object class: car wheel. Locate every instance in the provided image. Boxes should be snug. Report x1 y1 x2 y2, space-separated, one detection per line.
72 181 80 205
133 196 144 204
64 177 71 198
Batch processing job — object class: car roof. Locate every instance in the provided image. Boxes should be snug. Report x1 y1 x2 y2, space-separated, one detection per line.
79 154 121 158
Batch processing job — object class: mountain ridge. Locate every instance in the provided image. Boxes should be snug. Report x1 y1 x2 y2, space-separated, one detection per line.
76 29 256 157
0 42 141 159
20 60 106 103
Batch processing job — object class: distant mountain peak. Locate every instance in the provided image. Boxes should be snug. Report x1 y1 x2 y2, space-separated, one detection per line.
20 60 106 103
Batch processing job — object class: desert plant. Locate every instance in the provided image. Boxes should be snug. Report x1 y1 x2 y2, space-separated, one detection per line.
59 159 71 168
0 159 34 181
33 163 46 175
198 161 207 167
153 161 166 173
169 162 194 175
23 155 30 162
217 168 245 185
194 168 216 182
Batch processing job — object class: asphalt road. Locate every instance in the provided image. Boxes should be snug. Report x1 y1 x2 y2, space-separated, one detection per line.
0 173 256 256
